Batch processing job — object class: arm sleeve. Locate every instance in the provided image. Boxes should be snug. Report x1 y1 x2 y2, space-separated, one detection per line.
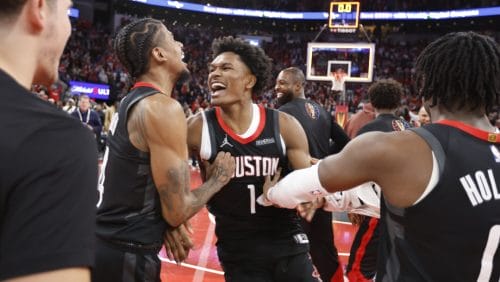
266 164 329 209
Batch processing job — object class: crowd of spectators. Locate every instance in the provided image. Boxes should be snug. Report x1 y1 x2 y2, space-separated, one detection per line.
32 15 499 153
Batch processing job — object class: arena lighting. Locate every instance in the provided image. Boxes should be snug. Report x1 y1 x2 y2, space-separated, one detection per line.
67 7 79 18
129 0 500 20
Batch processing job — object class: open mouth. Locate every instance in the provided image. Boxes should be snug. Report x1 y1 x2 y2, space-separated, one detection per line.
276 92 284 98
210 82 227 95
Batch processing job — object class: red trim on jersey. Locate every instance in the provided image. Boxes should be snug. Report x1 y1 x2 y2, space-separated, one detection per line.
347 217 379 282
215 105 266 144
437 119 499 143
330 266 344 282
131 82 162 92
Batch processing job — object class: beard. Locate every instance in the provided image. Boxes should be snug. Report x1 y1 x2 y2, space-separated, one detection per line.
276 90 294 108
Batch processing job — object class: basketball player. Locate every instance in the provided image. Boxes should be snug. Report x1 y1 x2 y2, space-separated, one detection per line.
93 19 234 282
263 32 500 281
274 67 349 282
0 0 98 281
186 37 320 282
344 78 410 281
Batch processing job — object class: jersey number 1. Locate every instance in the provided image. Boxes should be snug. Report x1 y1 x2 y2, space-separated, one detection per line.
247 184 257 214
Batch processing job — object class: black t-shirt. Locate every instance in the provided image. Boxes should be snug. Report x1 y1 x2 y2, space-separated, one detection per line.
357 113 410 136
279 98 349 158
0 70 98 279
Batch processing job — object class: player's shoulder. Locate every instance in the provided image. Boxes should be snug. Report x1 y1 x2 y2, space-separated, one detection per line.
354 130 425 156
187 110 204 131
139 93 185 121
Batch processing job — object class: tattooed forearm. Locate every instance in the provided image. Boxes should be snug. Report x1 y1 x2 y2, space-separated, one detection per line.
158 161 227 225
210 163 232 185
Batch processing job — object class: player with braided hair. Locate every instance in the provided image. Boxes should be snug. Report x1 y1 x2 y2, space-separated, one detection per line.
93 18 235 282
263 31 500 281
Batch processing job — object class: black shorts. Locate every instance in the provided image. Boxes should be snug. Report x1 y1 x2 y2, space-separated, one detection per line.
221 252 321 282
92 237 162 282
301 209 342 282
346 216 380 281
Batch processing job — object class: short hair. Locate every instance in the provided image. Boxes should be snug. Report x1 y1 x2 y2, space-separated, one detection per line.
79 95 90 101
0 0 29 18
415 31 500 113
282 67 305 86
114 18 166 78
211 36 272 95
368 78 403 110
0 0 55 20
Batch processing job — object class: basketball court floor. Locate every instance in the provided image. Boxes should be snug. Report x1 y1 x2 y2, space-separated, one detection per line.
159 169 359 282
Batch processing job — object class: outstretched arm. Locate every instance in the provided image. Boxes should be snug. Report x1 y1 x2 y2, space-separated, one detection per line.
128 95 234 227
264 130 433 209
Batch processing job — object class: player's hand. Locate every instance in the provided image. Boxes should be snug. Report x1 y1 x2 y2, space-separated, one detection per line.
163 222 194 264
262 167 282 206
297 197 325 222
348 213 365 226
205 152 235 188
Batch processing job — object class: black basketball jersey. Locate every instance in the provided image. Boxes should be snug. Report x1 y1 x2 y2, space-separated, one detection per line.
279 98 331 159
377 121 500 282
96 84 166 246
200 105 308 261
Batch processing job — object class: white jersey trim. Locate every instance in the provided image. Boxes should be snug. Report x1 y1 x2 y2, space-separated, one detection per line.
237 104 260 138
200 111 212 161
200 105 286 160
412 151 439 205
279 134 286 156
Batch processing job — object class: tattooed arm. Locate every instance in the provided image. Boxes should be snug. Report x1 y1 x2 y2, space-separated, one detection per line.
128 94 234 227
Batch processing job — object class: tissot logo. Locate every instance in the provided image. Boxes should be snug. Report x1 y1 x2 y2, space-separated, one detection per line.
256 138 275 146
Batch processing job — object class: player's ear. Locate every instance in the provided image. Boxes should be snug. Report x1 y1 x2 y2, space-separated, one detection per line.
245 74 256 90
151 47 167 63
26 0 47 34
294 82 301 92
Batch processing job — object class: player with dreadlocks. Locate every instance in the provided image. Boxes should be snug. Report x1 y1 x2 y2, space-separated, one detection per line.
93 18 235 282
262 31 500 281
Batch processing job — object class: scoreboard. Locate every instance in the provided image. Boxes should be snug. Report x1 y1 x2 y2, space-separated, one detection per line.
328 1 360 29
